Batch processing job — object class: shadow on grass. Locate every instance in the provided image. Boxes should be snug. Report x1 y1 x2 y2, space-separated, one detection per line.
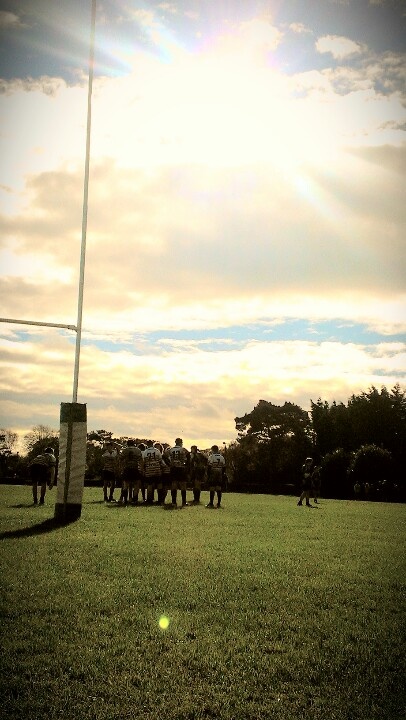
0 517 78 540
9 503 37 509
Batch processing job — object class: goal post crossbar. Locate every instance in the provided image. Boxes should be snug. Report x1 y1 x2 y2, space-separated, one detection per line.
0 318 77 332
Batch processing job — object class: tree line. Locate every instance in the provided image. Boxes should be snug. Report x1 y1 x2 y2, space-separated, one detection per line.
1 384 405 501
226 384 405 500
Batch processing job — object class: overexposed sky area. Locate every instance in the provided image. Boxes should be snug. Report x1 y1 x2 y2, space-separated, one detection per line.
0 0 405 449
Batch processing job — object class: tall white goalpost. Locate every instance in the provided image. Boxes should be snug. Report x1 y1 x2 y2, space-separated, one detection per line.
54 0 97 523
1 0 97 523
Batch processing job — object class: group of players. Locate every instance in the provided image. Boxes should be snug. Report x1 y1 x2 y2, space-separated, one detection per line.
101 437 226 509
28 441 317 510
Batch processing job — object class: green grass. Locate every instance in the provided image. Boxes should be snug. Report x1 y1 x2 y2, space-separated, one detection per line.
0 486 405 719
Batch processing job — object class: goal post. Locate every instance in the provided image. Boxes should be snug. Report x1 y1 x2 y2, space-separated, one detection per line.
54 402 87 523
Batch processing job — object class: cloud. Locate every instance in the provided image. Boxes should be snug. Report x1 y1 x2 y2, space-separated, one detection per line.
348 143 406 174
1 330 404 446
316 35 364 59
1 126 405 333
0 11 23 30
0 77 67 96
158 3 178 15
288 22 312 35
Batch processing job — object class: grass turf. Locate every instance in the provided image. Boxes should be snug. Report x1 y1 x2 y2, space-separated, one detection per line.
0 486 405 719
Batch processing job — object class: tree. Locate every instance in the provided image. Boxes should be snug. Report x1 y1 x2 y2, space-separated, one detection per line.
311 399 352 456
0 428 18 454
312 384 405 460
0 428 19 480
24 425 58 455
23 425 59 464
348 386 400 449
87 429 113 445
233 400 313 492
319 449 352 499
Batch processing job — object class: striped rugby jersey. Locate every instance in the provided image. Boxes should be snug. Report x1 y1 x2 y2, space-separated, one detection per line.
142 447 162 477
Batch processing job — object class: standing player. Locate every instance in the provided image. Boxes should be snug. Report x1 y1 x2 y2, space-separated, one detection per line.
297 457 313 507
168 438 190 507
206 445 226 508
154 443 169 504
161 444 173 504
120 439 142 505
29 446 56 505
312 465 321 504
190 445 207 504
102 441 119 502
137 443 146 501
142 440 163 504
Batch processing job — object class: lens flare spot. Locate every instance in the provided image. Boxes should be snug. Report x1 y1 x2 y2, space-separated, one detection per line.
159 615 170 630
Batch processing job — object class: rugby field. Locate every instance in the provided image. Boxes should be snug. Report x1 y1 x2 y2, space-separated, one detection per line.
0 486 405 719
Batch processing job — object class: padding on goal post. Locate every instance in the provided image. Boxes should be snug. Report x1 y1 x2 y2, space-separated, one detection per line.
54 402 87 523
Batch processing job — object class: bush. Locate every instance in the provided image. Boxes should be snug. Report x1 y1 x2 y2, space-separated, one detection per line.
349 444 393 494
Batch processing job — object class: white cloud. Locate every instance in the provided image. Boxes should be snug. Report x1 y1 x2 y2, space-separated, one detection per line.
316 35 364 59
0 332 404 447
289 22 312 34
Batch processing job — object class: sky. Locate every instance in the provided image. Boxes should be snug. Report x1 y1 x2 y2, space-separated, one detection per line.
0 0 405 451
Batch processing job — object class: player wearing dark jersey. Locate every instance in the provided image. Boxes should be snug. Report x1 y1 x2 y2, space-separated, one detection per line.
136 443 146 501
29 447 56 505
190 445 207 503
206 445 226 508
297 457 313 507
312 465 321 504
168 438 190 507
102 443 119 502
161 444 172 504
120 440 142 504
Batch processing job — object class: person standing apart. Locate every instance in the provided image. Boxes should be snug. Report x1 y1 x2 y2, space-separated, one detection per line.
297 457 313 507
29 446 56 505
169 438 190 507
206 445 226 508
